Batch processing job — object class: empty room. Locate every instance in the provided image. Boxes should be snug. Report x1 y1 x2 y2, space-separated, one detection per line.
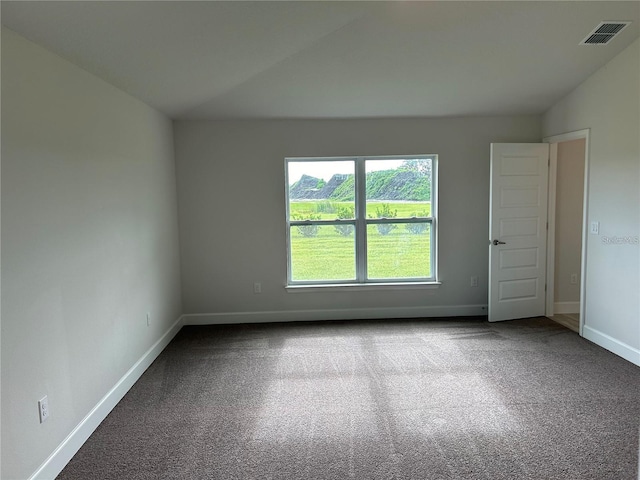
1 1 639 479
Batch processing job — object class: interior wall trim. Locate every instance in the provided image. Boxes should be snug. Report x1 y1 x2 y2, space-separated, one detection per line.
583 325 640 367
553 302 580 314
183 305 488 325
29 315 185 480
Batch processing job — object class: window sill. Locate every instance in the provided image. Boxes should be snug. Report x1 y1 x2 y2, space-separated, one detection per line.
286 282 442 293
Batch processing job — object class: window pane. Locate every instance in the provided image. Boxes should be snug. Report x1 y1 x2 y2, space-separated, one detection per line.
290 225 356 281
288 160 355 221
367 223 431 279
365 158 432 219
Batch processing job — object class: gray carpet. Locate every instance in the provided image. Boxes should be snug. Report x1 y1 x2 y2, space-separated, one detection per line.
58 317 640 479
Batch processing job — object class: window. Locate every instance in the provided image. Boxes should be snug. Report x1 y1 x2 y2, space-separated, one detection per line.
285 155 437 286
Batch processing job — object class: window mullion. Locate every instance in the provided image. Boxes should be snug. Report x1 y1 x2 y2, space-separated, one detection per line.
355 157 367 282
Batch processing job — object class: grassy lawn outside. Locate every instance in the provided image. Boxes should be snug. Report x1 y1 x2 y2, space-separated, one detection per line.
290 200 431 220
289 201 432 281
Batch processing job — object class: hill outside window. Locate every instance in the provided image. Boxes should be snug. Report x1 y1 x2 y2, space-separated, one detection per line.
285 155 437 286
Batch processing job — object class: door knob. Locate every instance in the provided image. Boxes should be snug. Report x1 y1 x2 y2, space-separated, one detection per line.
492 239 506 245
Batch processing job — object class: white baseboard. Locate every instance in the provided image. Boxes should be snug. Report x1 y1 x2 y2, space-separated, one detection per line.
583 325 640 367
29 316 185 480
553 302 580 314
183 305 487 325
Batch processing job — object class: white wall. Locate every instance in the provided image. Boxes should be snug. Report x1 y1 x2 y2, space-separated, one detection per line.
544 39 640 365
1 28 183 479
174 116 541 322
554 139 585 306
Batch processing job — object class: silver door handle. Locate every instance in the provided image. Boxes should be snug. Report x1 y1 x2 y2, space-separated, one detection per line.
492 239 506 245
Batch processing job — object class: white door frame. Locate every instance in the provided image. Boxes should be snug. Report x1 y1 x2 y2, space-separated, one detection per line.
543 129 590 336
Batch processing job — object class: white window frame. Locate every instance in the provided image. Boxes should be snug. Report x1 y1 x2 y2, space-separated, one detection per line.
285 155 438 287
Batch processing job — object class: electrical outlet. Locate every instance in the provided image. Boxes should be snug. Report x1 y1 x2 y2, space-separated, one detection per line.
253 282 262 294
570 273 578 285
470 276 478 287
38 396 49 423
146 312 151 326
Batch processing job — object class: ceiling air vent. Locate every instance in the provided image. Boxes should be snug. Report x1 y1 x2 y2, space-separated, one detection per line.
580 21 631 45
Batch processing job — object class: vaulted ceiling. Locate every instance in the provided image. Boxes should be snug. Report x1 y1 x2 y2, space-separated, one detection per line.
2 1 639 119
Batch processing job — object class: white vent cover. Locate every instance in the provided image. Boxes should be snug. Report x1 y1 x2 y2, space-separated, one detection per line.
580 21 631 45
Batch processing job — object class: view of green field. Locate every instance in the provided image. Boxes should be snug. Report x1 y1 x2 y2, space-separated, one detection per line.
290 201 431 220
287 157 434 282
289 201 432 281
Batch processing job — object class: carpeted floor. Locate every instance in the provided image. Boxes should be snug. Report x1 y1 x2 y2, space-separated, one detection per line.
58 317 640 479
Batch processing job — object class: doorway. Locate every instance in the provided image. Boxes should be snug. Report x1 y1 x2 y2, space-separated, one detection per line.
544 130 590 335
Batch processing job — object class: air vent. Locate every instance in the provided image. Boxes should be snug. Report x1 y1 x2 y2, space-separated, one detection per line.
580 21 631 45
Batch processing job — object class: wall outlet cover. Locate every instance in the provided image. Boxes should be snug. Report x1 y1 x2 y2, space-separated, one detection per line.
38 396 49 423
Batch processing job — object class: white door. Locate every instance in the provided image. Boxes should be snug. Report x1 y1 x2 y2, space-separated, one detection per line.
489 143 549 322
